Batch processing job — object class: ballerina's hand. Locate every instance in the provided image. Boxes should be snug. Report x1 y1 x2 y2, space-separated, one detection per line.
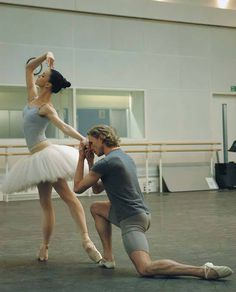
46 51 55 68
81 137 89 146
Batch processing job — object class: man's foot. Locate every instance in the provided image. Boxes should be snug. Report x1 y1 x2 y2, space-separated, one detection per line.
98 258 116 269
203 262 233 280
37 244 49 262
82 240 102 263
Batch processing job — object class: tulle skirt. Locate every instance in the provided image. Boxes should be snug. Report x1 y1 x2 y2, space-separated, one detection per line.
1 144 87 194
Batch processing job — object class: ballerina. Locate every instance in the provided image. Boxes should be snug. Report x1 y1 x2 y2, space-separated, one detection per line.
2 52 102 263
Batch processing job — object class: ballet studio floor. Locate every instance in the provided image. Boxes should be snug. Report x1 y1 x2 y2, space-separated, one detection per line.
0 191 235 292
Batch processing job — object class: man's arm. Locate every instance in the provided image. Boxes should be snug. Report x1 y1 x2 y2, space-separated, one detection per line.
74 144 104 194
85 148 105 194
74 169 102 194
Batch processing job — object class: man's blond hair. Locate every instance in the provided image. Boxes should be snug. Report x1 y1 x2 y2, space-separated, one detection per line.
87 125 120 147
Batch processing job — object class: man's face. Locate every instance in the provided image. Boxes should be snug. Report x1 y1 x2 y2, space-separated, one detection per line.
88 135 104 157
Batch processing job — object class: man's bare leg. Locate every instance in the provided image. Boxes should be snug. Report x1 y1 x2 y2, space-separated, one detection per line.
90 201 114 262
130 250 233 279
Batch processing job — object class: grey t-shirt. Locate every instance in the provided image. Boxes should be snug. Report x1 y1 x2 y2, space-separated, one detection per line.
92 148 150 223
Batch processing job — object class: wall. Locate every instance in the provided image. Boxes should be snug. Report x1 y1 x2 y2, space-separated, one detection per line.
1 1 236 162
1 0 236 27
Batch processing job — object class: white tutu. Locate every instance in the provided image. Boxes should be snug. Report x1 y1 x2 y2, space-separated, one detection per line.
1 144 88 194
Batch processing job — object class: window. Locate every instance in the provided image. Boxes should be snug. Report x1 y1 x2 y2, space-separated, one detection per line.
0 86 74 139
0 86 145 139
76 89 145 138
0 86 26 138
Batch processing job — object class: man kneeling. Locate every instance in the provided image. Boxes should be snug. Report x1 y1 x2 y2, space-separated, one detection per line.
74 125 233 280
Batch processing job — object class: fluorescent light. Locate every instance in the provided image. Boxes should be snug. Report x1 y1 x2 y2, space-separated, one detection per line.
217 0 229 8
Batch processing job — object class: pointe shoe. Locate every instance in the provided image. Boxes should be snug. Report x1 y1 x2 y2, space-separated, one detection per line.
98 258 116 269
37 244 49 262
82 240 102 263
203 262 233 280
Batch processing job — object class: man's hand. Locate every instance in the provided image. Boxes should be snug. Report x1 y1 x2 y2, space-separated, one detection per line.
79 142 87 160
85 148 95 168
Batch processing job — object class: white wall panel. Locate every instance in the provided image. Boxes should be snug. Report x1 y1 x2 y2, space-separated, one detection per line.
211 58 236 92
179 57 210 90
178 25 210 57
145 89 183 140
0 44 32 85
144 55 180 89
0 6 33 44
110 18 145 52
145 89 211 140
210 27 236 59
30 10 74 47
143 21 179 55
178 90 211 139
74 50 146 89
74 14 111 50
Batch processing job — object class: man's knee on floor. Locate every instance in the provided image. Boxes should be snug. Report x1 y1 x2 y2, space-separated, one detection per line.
131 254 152 277
135 264 150 277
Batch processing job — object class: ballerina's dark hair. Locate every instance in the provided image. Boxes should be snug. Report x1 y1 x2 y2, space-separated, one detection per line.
49 69 71 93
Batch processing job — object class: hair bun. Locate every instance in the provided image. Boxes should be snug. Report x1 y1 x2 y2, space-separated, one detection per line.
62 79 71 88
49 69 71 93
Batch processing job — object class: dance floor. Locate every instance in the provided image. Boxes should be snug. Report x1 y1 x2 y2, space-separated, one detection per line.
0 191 235 291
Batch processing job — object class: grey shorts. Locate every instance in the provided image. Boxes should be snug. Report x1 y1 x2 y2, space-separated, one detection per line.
109 211 151 256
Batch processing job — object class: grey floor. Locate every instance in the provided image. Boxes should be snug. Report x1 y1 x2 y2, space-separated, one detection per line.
0 190 235 292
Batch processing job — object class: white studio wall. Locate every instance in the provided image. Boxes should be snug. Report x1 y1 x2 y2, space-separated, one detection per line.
1 1 236 163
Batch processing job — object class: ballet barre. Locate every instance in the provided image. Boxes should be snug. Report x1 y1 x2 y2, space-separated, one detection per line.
0 142 221 193
123 147 220 193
